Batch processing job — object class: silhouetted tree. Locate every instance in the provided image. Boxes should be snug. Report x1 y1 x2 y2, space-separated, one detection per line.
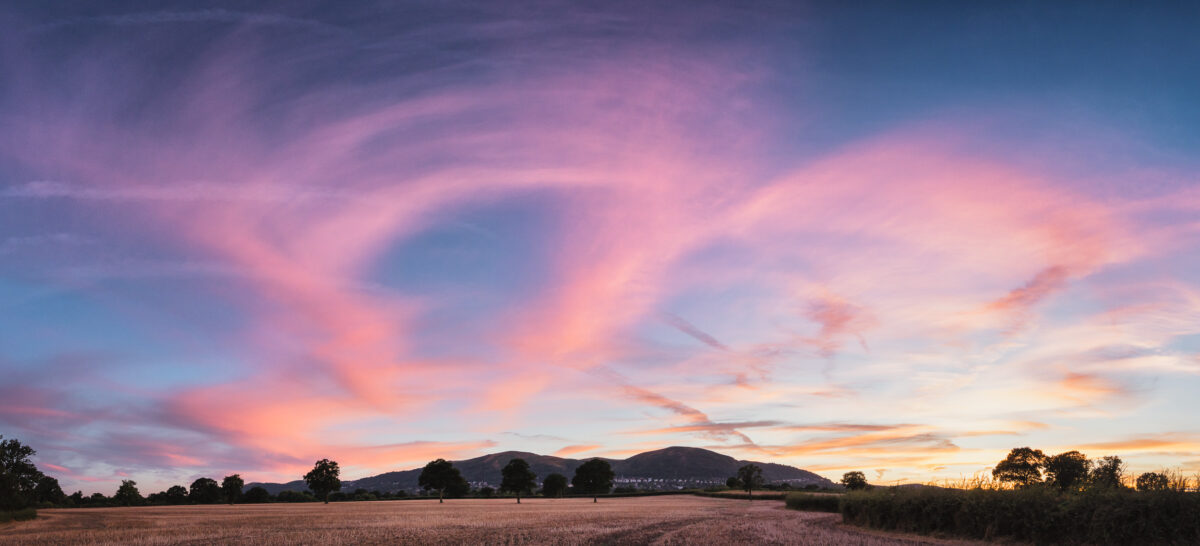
34 475 66 505
841 471 869 491
221 474 244 505
1136 472 1169 491
0 435 44 510
571 459 614 503
189 477 222 504
992 447 1047 488
542 473 568 498
68 491 84 505
114 480 142 506
304 459 341 504
243 486 272 503
1044 451 1090 492
478 486 495 498
738 464 764 499
1089 455 1125 489
500 458 537 504
164 485 188 504
419 459 466 503
725 476 741 489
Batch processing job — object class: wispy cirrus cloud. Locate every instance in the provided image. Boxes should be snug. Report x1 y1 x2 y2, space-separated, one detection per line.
3 1 1200 495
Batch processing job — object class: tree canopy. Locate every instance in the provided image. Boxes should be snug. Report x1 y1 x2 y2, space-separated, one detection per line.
114 480 143 506
1044 451 1089 492
0 435 44 510
499 458 537 503
189 477 222 504
1136 472 1169 491
221 474 245 505
243 486 272 503
1089 455 1125 489
992 447 1047 488
542 473 568 498
841 471 869 491
34 475 66 505
304 459 342 504
419 459 467 503
737 464 764 498
571 459 614 502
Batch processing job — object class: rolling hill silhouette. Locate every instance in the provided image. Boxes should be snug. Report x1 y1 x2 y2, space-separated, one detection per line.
247 446 832 495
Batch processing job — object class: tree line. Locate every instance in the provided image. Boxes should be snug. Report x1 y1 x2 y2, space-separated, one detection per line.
828 446 1185 493
0 434 625 510
991 447 1180 492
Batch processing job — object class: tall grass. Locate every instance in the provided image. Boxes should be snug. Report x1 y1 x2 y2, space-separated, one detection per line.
839 486 1200 544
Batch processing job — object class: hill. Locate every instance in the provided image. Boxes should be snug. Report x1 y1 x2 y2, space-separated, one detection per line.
246 446 832 495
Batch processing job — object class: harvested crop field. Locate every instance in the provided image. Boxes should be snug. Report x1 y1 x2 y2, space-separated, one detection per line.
0 496 973 545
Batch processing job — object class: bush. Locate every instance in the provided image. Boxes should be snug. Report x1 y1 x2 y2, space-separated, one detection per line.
275 490 316 503
0 508 37 523
839 486 1200 545
243 486 272 503
785 492 840 512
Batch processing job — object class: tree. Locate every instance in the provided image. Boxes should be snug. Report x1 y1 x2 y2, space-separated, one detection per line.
737 464 764 499
1044 451 1090 492
34 475 66 505
542 473 568 498
419 459 466 503
992 447 1047 488
114 480 143 506
221 474 244 505
1136 472 1169 491
571 459 614 503
243 486 272 503
0 435 44 510
163 485 188 504
500 458 537 504
841 471 868 491
1089 455 1125 489
304 459 341 504
189 477 222 504
478 486 495 498
446 475 471 498
725 476 741 489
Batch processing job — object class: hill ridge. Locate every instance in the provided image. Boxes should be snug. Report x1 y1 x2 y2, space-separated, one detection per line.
246 445 832 495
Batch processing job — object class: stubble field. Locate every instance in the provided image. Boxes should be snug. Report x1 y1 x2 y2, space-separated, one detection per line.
0 496 972 545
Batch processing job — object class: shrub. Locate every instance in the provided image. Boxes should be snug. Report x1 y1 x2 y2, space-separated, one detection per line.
785 493 840 512
0 508 37 523
275 490 316 503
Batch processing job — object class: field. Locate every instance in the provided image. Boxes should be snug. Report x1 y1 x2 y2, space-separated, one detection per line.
0 496 971 545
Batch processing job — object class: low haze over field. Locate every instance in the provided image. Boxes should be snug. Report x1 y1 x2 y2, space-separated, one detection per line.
2 2 1199 494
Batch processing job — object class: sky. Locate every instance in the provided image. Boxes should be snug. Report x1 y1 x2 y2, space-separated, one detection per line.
1 1 1199 495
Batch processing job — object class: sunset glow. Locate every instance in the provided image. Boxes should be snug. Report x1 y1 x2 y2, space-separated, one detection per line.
2 2 1198 494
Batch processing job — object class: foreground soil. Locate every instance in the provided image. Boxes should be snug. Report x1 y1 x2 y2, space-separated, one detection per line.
0 496 977 545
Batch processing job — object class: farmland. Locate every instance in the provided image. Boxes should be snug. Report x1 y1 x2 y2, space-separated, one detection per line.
1 496 963 545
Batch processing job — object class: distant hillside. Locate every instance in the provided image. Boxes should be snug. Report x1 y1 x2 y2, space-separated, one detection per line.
246 446 832 495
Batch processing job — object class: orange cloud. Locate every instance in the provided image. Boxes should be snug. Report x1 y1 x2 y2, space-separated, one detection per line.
553 444 601 458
